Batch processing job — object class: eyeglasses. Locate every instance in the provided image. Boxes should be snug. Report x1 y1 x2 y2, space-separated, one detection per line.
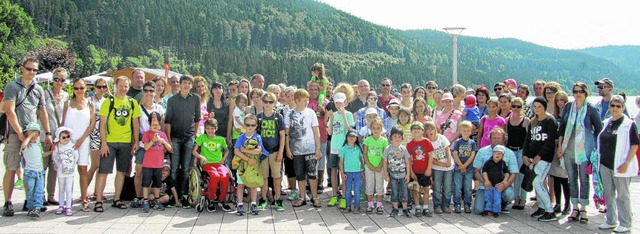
263 100 275 104
381 84 391 87
511 105 522 109
367 98 378 101
572 90 586 94
143 89 155 93
427 86 437 90
95 85 108 89
53 78 66 83
60 135 70 140
494 88 502 91
23 67 38 72
73 87 86 91
245 124 257 127
597 86 610 89
609 104 623 109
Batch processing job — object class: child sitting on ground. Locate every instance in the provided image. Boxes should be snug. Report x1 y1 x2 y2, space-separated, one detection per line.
52 127 78 216
482 145 510 217
383 126 412 218
193 118 231 212
150 163 181 208
140 114 172 212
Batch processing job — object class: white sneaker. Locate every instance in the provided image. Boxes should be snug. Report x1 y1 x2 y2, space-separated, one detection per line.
613 226 630 233
599 223 617 230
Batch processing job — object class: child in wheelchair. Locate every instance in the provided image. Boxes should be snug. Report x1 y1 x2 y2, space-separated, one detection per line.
192 118 231 212
140 114 173 212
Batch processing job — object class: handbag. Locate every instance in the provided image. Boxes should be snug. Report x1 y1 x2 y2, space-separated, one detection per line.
519 164 536 192
0 84 36 142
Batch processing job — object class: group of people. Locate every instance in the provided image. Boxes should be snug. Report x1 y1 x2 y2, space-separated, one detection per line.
1 58 638 232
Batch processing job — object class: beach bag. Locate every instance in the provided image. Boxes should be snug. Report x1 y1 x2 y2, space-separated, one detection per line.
520 164 535 192
232 137 264 188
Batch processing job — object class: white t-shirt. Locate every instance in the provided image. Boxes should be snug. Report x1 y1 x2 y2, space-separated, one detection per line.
233 106 245 129
430 134 454 171
138 104 165 147
285 107 319 155
53 142 79 178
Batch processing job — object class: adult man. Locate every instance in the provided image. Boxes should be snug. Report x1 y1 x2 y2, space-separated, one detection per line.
165 75 201 207
2 58 52 216
472 128 519 215
533 80 546 98
517 84 533 117
377 78 393 113
347 80 370 113
251 74 265 90
128 69 146 101
594 78 617 120
493 83 505 98
307 82 328 193
162 74 181 103
96 76 141 211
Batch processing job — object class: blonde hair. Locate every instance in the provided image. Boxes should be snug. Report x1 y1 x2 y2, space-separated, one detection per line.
333 82 355 103
192 76 210 104
458 120 473 130
369 117 383 129
52 67 68 79
487 97 499 107
424 121 437 131
511 97 525 115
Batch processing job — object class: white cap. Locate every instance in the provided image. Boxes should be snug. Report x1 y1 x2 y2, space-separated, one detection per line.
334 93 346 103
54 127 74 143
366 108 378 115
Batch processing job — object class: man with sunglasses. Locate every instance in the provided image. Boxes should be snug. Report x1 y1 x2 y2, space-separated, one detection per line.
3 58 52 217
594 78 627 120
493 83 505 98
378 78 393 113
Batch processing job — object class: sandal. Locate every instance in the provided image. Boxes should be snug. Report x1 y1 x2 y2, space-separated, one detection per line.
579 210 588 223
312 198 322 208
112 200 128 209
292 199 307 207
568 209 580 221
82 201 90 212
94 202 104 212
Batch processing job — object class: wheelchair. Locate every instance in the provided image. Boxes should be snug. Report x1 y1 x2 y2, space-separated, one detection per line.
187 162 237 212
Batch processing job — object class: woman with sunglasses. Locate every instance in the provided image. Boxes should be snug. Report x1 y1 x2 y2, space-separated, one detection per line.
87 78 110 202
506 97 530 210
424 80 438 109
61 79 96 212
557 82 602 223
596 95 638 233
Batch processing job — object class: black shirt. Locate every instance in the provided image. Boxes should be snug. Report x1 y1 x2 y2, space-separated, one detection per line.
257 112 285 153
507 118 527 149
127 87 142 101
523 115 558 162
347 96 366 113
483 159 508 185
207 99 229 138
165 92 201 139
599 117 639 170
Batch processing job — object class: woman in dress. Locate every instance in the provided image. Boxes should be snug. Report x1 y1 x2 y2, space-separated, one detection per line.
87 78 110 200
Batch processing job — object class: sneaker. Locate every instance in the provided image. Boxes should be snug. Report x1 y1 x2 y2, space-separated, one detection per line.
339 198 347 209
220 202 232 212
130 198 142 208
47 199 60 206
553 204 561 214
327 196 338 207
414 208 423 217
376 206 384 215
423 208 433 217
207 202 217 212
599 223 617 230
237 204 245 216
142 200 150 213
530 208 545 218
402 209 411 218
434 207 443 214
30 208 41 220
342 207 352 213
3 202 15 217
454 204 461 213
443 206 452 214
493 212 500 218
257 199 269 210
390 208 399 217
613 226 631 233
155 202 165 211
40 207 47 212
275 200 285 212
22 200 28 212
501 206 510 214
287 191 298 201
14 179 23 189
464 205 472 214
352 207 362 214
366 206 374 214
250 204 259 215
538 212 557 222
56 206 64 215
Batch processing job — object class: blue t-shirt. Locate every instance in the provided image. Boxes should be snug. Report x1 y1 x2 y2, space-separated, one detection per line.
339 145 363 173
22 142 44 172
452 138 478 165
463 107 481 122
234 133 269 157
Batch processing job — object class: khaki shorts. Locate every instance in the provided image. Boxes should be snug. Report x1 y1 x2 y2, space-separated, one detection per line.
261 151 282 179
3 134 22 171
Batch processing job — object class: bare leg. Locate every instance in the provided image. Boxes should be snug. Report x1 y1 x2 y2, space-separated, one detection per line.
3 170 17 202
114 172 125 201
308 179 318 199
330 168 339 196
95 173 108 203
87 150 100 195
78 166 88 203
273 177 282 200
134 164 143 198
297 180 307 200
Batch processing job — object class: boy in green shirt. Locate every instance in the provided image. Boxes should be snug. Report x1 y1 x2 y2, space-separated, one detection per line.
193 119 231 212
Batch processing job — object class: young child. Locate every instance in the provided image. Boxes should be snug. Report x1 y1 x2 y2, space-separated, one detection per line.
397 108 413 146
504 79 518 97
383 126 412 217
20 123 51 219
359 108 387 142
482 145 510 217
52 127 78 216
328 93 354 209
141 114 172 213
385 99 401 134
363 118 388 214
193 118 231 212
151 163 182 208
452 121 478 214
425 121 453 214
310 63 329 108
340 129 364 214
412 98 433 123
462 95 481 129
406 121 434 217
234 114 268 215
399 83 413 109
477 98 506 148
255 92 286 211
233 93 248 134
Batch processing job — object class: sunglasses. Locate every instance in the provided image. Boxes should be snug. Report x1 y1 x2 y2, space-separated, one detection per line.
73 87 86 91
53 78 66 83
263 100 275 104
494 88 502 91
381 84 391 87
597 86 610 89
511 105 522 109
609 104 623 109
95 85 108 89
23 67 38 72
143 89 155 93
245 124 257 127
60 135 70 140
427 86 437 90
572 90 586 94
367 98 378 101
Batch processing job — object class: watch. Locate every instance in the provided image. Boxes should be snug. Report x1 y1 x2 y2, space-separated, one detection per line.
45 132 52 136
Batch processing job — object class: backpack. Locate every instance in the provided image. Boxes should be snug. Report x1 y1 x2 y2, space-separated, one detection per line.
105 96 136 134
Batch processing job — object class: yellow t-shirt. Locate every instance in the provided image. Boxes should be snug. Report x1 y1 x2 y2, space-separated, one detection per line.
99 96 142 143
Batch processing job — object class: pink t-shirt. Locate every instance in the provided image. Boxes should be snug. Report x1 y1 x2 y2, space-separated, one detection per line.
479 116 506 148
142 130 169 168
308 99 328 142
435 109 462 143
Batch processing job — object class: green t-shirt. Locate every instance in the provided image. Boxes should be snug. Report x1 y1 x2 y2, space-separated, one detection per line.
330 111 355 154
195 134 228 164
363 135 389 168
99 96 142 143
339 145 363 173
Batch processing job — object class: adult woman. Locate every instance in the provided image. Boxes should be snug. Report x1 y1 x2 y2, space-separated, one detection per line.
543 82 563 118
425 80 438 109
506 97 530 210
498 94 512 118
549 90 570 215
207 81 229 140
435 93 462 143
153 77 168 109
192 76 210 135
475 85 490 117
558 82 602 223
430 90 444 119
333 82 355 106
596 95 638 233
87 78 110 200
247 88 265 115
413 87 427 103
523 97 558 222
41 67 70 205
412 98 432 124
451 84 466 111
62 79 96 212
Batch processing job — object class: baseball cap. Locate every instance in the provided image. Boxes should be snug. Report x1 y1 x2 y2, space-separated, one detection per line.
410 121 424 130
366 108 378 115
333 92 346 103
594 78 614 87
493 145 506 154
24 123 41 133
465 95 477 108
346 129 358 137
441 92 454 101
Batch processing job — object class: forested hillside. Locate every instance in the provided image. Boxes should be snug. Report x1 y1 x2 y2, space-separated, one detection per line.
579 46 640 82
5 0 638 91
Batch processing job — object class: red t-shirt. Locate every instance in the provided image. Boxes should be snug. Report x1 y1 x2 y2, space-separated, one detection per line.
308 99 328 142
407 138 434 174
142 130 169 168
378 94 393 113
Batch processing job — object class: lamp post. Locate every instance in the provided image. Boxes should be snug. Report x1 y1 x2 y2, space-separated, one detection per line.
443 27 465 85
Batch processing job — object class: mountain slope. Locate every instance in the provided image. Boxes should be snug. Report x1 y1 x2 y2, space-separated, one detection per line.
578 46 640 80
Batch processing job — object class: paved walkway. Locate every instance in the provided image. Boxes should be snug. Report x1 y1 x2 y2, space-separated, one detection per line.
0 144 639 233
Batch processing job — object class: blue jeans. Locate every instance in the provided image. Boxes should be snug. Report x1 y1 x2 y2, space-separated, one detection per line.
453 168 473 206
564 155 590 206
390 177 408 203
24 169 45 210
345 172 361 207
513 149 528 201
171 136 195 198
432 169 453 209
533 160 552 212
473 186 514 215
484 187 502 213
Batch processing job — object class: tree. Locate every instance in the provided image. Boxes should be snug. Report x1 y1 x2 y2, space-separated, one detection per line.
0 0 37 89
26 42 76 74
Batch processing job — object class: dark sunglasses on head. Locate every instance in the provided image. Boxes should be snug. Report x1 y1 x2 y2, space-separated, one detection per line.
95 85 108 89
609 104 623 109
245 124 257 127
572 90 586 94
24 67 38 72
511 105 522 109
73 87 86 91
53 78 66 83
494 88 502 91
143 89 155 93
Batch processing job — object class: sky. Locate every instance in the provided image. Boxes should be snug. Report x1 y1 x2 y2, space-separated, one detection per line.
318 0 640 50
